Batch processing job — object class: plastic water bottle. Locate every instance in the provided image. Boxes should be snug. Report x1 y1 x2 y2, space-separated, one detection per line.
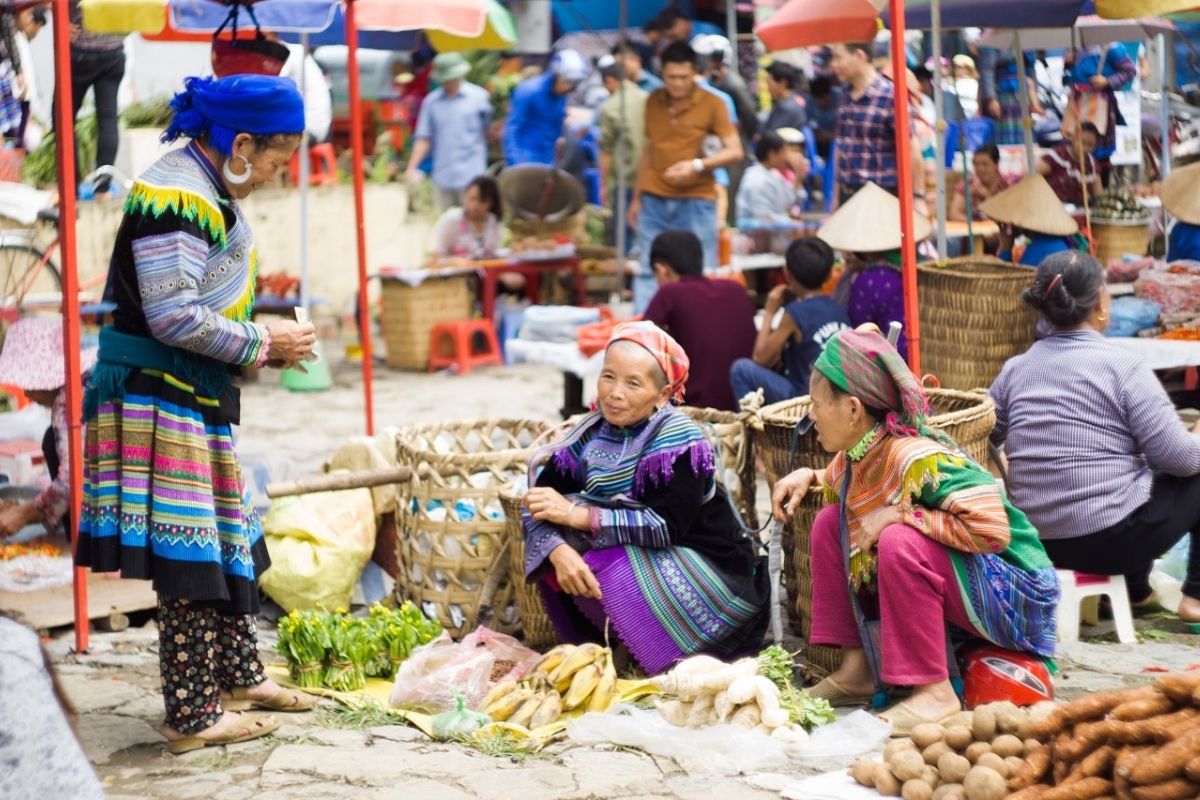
1160 534 1191 582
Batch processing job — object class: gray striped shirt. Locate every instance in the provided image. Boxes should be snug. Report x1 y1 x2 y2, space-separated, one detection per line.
990 329 1200 539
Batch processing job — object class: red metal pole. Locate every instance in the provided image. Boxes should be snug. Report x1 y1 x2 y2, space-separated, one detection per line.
887 0 921 374
344 0 374 436
53 0 88 653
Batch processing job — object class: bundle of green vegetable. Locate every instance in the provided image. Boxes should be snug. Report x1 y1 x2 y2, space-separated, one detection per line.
276 609 331 689
757 645 837 730
275 603 442 690
1092 188 1149 223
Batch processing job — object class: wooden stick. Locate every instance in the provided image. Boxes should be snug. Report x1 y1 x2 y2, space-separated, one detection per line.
266 467 413 498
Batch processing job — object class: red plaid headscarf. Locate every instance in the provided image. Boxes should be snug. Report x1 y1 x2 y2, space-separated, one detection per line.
606 321 690 404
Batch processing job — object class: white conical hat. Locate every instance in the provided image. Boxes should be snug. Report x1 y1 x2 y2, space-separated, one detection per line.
1161 161 1200 225
817 182 933 252
978 174 1079 236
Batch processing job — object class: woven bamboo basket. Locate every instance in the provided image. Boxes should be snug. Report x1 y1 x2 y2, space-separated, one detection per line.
785 487 841 679
1093 219 1150 266
917 257 1037 391
498 487 559 649
380 274 474 370
394 418 552 638
681 406 758 529
755 389 997 641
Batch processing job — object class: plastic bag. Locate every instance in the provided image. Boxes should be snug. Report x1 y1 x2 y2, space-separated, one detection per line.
1105 296 1162 338
1107 255 1154 284
389 626 540 712
259 485 376 612
567 704 790 775
789 710 892 772
430 690 490 740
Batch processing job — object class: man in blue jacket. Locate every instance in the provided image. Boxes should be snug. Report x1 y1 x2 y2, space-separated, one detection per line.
502 50 588 166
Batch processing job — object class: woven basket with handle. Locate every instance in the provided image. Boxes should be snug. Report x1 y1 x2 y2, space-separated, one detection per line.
380 274 474 370
498 487 559 649
394 418 552 638
1093 219 1149 266
753 389 997 665
917 257 1037 391
681 405 760 529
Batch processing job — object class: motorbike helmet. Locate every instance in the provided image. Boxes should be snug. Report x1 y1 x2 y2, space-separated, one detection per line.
962 646 1054 708
550 49 589 85
692 34 733 70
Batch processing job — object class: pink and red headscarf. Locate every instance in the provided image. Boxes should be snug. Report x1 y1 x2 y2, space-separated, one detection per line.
606 320 690 405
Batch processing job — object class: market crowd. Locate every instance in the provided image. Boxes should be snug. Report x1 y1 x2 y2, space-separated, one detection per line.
2 7 1200 795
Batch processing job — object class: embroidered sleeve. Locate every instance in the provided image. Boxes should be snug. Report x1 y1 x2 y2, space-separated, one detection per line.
1104 46 1137 92
522 448 586 579
32 390 69 535
589 452 707 551
130 212 265 366
905 456 1012 554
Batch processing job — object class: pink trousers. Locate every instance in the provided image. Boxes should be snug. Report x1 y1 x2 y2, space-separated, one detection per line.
808 504 983 685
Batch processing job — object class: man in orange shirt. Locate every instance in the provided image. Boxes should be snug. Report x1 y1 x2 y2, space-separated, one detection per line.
628 41 744 312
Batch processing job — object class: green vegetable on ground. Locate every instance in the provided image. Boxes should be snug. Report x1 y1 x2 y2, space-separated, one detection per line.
757 644 837 730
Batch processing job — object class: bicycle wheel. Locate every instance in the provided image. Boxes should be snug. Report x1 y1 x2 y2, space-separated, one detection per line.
0 240 60 344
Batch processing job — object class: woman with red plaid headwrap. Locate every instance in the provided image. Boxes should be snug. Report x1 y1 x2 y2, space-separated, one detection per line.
522 322 769 674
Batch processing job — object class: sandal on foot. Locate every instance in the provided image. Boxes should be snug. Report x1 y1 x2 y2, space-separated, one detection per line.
878 702 958 738
223 686 317 713
166 713 280 755
808 676 873 708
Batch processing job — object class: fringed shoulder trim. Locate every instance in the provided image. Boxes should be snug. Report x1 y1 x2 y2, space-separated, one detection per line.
125 181 227 247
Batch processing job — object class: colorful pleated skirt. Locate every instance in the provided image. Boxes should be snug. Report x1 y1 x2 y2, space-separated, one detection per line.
539 545 769 674
76 369 269 615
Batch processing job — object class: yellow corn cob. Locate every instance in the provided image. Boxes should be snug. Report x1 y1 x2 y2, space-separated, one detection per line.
481 679 519 710
508 691 544 729
486 686 534 721
563 663 603 710
532 644 575 676
551 642 603 693
586 652 618 713
529 690 563 728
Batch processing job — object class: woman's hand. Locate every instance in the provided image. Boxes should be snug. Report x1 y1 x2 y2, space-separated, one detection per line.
1089 75 1109 90
526 487 578 528
772 468 816 523
0 502 38 539
549 544 602 599
266 320 316 365
854 505 904 554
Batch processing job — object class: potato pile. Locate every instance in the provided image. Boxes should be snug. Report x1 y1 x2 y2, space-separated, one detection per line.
1005 672 1200 800
849 701 1054 800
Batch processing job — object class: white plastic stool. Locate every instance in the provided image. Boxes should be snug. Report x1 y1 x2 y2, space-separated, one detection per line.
1055 570 1137 644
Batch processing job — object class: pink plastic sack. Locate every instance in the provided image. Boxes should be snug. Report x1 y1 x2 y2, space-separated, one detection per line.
1135 261 1200 315
388 626 541 712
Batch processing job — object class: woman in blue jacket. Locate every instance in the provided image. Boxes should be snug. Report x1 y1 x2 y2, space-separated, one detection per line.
502 50 588 166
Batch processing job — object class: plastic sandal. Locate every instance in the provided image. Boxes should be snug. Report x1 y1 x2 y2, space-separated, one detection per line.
878 702 960 738
222 686 317 713
808 676 873 708
165 713 280 755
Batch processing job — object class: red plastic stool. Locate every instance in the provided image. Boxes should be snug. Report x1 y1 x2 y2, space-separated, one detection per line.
427 320 503 375
288 143 338 187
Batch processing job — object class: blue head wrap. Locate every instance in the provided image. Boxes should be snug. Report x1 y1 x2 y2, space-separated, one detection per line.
162 74 305 156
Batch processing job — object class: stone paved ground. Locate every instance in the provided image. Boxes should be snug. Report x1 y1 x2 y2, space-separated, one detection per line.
38 363 1200 799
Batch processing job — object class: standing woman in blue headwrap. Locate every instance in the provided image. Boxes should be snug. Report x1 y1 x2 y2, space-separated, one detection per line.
75 74 316 753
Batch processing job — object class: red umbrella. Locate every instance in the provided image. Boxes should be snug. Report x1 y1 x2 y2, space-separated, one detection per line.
755 0 882 50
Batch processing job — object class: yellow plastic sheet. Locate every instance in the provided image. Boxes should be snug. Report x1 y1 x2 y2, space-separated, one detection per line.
1094 0 1196 17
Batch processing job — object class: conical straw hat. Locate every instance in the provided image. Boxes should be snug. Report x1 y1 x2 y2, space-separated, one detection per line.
817 182 933 252
1161 161 1200 225
978 174 1079 236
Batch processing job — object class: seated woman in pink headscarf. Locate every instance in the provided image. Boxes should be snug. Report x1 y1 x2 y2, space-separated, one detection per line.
522 321 770 674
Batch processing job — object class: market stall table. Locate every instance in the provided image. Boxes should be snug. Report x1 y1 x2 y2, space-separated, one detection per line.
474 254 587 321
943 220 1001 254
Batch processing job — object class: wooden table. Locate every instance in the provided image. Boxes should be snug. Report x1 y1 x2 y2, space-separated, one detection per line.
942 220 1001 254
473 255 587 320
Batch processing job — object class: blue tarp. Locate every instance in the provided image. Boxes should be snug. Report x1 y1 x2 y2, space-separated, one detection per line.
276 5 419 50
890 0 1088 31
170 0 339 34
551 0 691 34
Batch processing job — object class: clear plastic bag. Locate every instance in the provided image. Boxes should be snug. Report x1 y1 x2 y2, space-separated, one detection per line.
388 626 540 712
789 710 892 772
567 704 790 775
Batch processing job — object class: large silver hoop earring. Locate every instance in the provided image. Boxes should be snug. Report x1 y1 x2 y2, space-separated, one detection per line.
222 154 252 186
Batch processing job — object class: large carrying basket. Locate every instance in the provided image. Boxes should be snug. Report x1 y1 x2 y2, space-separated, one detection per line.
498 487 559 649
380 274 474 370
1093 219 1149 266
394 418 552 637
681 405 759 529
917 257 1037 391
754 390 997 647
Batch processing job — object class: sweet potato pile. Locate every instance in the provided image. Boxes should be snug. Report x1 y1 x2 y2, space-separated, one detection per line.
1007 672 1200 800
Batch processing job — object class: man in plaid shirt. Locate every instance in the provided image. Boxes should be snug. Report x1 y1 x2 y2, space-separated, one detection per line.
831 42 919 207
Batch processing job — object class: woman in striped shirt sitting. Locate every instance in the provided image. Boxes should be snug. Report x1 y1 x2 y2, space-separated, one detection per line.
990 252 1200 628
772 328 1058 734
